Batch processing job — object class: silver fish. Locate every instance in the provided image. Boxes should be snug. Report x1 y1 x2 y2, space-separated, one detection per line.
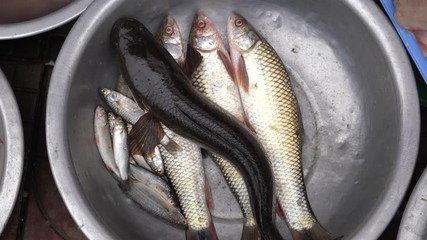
108 114 129 181
228 12 331 240
131 154 152 172
100 88 146 124
145 146 165 175
127 164 187 227
157 14 218 240
101 88 167 175
94 105 120 178
189 11 259 240
159 135 217 239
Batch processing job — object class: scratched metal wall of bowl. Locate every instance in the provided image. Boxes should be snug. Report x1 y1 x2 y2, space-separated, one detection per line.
61 0 405 239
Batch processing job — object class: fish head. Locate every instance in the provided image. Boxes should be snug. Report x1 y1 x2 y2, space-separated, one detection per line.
156 15 185 67
227 12 260 53
189 11 221 52
107 112 116 121
95 105 108 125
100 88 118 103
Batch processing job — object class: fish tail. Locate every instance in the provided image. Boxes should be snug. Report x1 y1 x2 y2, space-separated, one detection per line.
290 222 332 240
241 223 260 240
186 223 218 240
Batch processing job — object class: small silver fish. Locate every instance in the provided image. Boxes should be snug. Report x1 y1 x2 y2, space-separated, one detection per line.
108 113 129 181
130 154 151 171
100 88 145 125
94 105 120 178
101 88 179 165
127 164 187 227
145 146 165 175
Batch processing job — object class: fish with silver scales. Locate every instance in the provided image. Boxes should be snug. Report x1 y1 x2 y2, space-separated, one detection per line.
111 17 283 240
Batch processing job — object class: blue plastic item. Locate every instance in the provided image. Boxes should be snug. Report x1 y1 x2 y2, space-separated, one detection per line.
380 0 427 84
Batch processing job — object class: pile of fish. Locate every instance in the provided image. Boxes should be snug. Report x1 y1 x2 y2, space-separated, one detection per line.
94 11 334 240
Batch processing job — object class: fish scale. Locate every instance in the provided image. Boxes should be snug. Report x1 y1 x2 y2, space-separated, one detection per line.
189 12 258 236
159 135 210 230
241 40 315 231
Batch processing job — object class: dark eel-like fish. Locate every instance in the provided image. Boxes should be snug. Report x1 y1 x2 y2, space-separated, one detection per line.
110 18 283 240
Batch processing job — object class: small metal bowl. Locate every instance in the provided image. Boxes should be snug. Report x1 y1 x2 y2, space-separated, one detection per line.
0 69 24 233
0 0 93 40
46 0 420 239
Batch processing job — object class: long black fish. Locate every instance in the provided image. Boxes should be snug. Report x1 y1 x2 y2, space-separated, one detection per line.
110 18 283 240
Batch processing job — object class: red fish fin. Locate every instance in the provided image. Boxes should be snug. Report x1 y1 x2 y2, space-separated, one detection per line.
182 44 203 77
128 113 164 157
241 223 260 240
275 201 285 219
290 222 332 240
235 55 250 92
204 174 214 211
217 47 235 81
186 223 218 240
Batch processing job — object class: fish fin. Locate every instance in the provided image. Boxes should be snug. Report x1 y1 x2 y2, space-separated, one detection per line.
128 113 165 157
241 224 260 240
186 223 218 240
201 148 209 158
160 135 181 154
204 174 214 211
118 179 130 192
217 47 235 80
182 44 203 77
242 113 256 134
235 55 250 92
290 222 332 240
276 201 285 219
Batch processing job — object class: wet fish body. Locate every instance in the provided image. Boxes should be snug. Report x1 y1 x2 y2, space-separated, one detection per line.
94 105 121 178
108 114 129 181
189 12 258 240
145 146 165 175
100 88 146 124
227 12 330 240
157 15 217 239
127 164 187 227
159 135 216 239
111 18 282 240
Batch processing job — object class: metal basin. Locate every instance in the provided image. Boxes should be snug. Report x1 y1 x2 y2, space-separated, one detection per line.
0 0 93 40
0 69 24 233
398 167 427 240
46 0 420 239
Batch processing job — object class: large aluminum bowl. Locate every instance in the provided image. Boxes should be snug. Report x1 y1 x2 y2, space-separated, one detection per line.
0 69 24 233
46 0 420 239
0 0 93 40
397 167 427 240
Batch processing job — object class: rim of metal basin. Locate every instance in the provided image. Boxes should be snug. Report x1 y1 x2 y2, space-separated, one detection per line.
0 0 93 40
0 69 24 233
397 167 427 240
45 0 420 239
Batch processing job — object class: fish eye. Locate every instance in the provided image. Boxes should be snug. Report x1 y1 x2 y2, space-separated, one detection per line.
235 19 243 27
197 19 206 29
165 26 173 35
